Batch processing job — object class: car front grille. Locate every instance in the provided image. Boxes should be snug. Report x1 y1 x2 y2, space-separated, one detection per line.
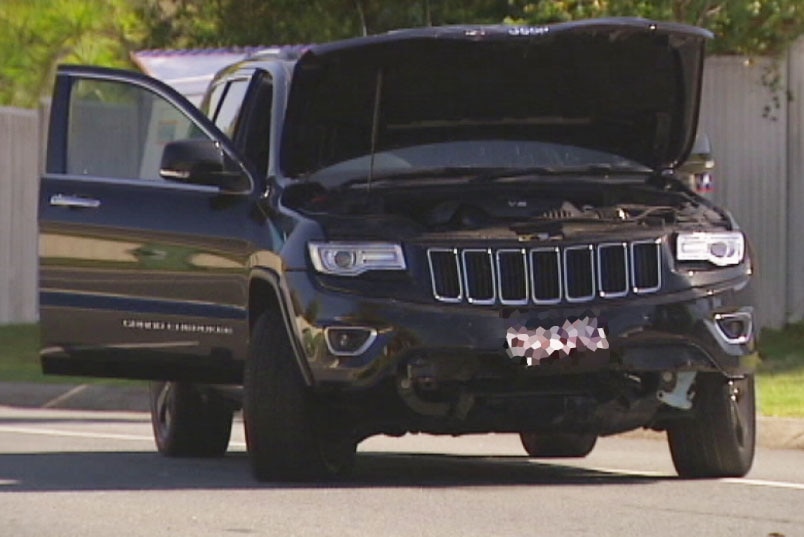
426 239 662 305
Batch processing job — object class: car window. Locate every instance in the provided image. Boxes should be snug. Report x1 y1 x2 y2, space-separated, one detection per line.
213 78 250 138
203 81 227 120
239 76 273 177
66 78 210 181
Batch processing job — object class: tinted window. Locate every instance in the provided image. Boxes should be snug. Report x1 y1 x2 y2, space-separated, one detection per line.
66 78 210 181
240 77 273 177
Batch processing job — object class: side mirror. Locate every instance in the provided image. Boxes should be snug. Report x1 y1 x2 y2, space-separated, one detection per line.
159 139 251 194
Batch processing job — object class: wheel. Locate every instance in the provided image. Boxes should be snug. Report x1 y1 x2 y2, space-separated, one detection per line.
244 310 357 482
149 381 234 458
519 432 597 458
667 374 756 478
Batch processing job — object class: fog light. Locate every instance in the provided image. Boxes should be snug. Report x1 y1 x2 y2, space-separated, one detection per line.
713 310 753 345
324 327 377 356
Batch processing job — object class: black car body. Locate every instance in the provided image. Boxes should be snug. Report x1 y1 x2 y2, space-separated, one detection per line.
39 18 757 481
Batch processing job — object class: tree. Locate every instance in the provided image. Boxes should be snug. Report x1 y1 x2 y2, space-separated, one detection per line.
0 0 143 108
5 0 804 108
133 0 512 48
507 0 804 56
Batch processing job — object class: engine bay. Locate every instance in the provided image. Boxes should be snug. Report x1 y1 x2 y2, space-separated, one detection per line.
283 175 730 241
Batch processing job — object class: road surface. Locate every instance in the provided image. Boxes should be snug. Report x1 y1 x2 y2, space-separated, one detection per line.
0 405 801 537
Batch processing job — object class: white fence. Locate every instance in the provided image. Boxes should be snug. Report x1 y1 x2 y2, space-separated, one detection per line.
0 107 40 324
2 48 804 328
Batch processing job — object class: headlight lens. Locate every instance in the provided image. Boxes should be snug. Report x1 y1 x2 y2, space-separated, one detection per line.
676 231 745 266
308 242 407 276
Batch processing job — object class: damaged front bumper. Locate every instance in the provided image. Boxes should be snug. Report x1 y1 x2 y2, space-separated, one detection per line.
277 269 756 435
285 271 757 387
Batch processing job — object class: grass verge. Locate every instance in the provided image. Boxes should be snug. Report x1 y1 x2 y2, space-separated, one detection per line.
1 322 802 416
0 324 42 382
757 324 804 418
0 323 135 386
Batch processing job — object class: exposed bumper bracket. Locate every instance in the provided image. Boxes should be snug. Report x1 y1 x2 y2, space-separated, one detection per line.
657 371 697 410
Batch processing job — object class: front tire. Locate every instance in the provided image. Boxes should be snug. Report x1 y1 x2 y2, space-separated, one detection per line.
244 310 357 482
667 374 756 478
149 381 234 458
519 432 597 458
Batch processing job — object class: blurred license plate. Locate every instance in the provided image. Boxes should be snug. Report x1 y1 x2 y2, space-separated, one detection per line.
505 316 608 366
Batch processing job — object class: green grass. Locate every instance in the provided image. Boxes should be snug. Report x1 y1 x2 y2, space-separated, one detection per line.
0 323 43 382
0 322 802 416
0 323 133 385
757 325 804 418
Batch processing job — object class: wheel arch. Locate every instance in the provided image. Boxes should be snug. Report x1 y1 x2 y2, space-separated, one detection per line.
248 268 314 386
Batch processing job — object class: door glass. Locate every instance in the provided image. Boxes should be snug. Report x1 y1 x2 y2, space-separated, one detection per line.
213 79 250 138
66 78 210 181
203 81 227 119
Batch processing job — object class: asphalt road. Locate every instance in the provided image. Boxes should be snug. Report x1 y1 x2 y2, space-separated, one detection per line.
0 406 802 537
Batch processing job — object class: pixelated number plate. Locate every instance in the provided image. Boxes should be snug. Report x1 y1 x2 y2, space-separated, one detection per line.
505 316 608 366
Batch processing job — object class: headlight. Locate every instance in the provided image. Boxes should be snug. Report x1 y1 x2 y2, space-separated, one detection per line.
676 231 745 266
308 242 407 276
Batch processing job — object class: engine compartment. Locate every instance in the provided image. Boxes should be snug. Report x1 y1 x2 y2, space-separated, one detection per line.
283 174 730 241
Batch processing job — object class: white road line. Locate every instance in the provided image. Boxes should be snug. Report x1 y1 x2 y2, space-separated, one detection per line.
720 478 804 491
0 425 801 489
0 425 152 442
42 384 88 409
0 424 248 448
590 466 804 491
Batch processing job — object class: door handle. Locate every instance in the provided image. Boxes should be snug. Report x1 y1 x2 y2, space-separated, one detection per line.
49 194 101 209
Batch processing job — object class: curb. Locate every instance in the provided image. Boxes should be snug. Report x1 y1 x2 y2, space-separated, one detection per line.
1 381 802 450
757 417 804 450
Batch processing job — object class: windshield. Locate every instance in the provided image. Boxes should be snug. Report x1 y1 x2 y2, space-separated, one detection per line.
305 140 649 187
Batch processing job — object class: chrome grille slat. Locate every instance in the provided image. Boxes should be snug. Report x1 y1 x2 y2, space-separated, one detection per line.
462 249 496 304
496 249 529 305
427 248 463 302
427 239 662 305
631 239 662 294
530 247 562 304
597 242 629 298
564 244 595 302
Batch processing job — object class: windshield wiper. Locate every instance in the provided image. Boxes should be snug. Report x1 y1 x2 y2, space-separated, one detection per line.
471 163 651 183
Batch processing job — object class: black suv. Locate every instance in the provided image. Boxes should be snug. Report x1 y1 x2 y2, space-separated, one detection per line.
39 18 757 481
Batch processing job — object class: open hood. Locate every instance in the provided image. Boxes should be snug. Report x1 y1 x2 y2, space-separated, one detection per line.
280 18 711 177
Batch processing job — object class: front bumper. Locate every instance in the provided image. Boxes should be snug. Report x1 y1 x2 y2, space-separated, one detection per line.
283 271 757 389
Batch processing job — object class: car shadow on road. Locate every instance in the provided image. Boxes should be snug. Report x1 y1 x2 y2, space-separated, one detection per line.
0 450 667 492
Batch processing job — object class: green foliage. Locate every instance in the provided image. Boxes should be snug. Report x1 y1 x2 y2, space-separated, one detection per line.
508 0 804 56
0 0 144 108
133 0 512 48
4 0 804 108
758 323 804 417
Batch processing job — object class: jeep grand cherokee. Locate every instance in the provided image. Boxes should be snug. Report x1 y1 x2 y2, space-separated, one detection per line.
39 18 757 482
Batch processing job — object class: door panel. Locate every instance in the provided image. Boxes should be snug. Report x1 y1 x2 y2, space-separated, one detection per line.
40 66 255 382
